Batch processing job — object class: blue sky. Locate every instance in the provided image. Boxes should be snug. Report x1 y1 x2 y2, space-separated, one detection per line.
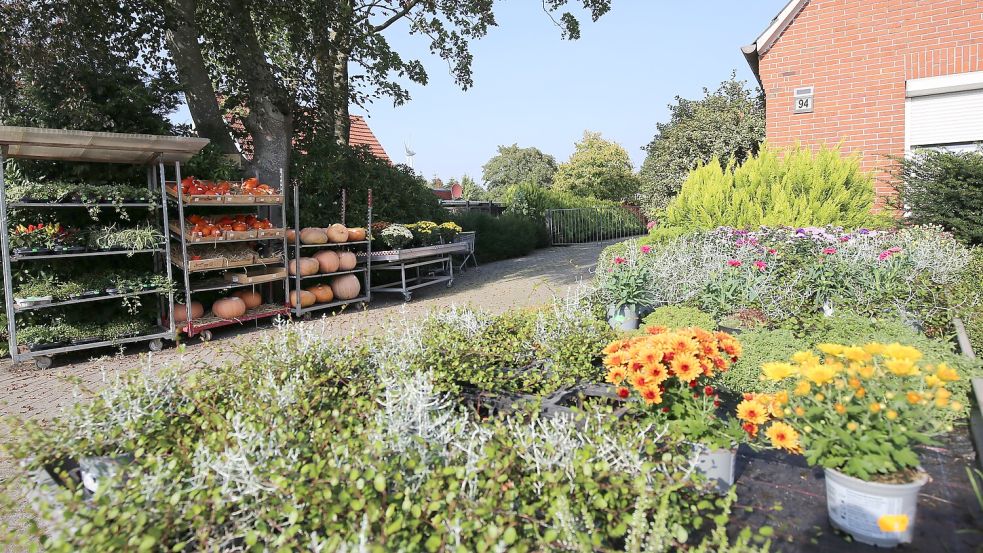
171 1 787 184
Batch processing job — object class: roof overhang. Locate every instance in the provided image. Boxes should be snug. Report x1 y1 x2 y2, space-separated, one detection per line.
741 0 810 84
0 126 209 164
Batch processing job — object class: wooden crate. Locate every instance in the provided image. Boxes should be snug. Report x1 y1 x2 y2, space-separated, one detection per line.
257 228 285 239
224 266 287 285
253 253 283 265
169 222 223 243
225 257 257 269
223 194 255 205
224 229 258 240
253 194 284 205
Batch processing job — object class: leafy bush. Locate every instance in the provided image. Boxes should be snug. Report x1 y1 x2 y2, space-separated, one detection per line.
952 248 983 354
893 148 983 245
453 212 545 261
1 318 770 552
503 182 644 244
658 145 884 234
291 138 444 227
642 305 715 330
720 328 807 395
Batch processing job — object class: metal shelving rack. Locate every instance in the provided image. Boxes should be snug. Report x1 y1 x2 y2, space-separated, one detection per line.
0 126 208 368
164 167 290 341
288 186 372 318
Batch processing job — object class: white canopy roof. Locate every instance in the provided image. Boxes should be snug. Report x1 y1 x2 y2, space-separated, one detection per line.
0 126 209 164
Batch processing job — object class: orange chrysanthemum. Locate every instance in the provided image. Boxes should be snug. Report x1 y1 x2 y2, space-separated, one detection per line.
671 353 702 383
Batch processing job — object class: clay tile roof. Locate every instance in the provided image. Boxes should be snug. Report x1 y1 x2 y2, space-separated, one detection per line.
349 115 391 163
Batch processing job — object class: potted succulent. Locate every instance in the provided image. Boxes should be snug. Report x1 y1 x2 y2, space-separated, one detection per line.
602 326 745 489
599 245 654 330
740 342 960 547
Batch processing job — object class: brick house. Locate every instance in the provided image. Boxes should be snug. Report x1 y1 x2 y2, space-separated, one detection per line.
741 0 983 198
349 115 391 163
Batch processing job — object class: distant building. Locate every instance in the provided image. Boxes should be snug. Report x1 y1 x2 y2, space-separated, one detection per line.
349 115 391 163
742 0 983 199
431 181 463 201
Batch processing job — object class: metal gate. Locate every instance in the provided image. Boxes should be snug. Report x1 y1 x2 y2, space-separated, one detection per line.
545 207 647 245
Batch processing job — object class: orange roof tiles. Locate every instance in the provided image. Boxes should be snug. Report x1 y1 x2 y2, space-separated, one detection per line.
349 115 391 163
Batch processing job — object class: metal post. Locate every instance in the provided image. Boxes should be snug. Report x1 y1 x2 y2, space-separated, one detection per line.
0 147 17 359
280 168 289 310
154 160 176 337
174 161 194 335
545 209 553 247
292 179 302 317
366 188 372 302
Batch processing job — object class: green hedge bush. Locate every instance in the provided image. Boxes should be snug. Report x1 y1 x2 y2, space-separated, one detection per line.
502 182 644 244
893 149 983 246
453 212 546 261
642 305 715 330
656 145 885 235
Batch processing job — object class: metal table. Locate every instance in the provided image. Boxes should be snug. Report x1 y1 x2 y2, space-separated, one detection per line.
366 242 468 301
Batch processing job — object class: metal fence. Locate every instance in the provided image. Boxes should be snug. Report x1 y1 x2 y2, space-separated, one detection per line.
545 206 648 245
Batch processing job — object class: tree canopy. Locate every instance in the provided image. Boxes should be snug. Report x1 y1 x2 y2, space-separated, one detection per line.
639 75 765 214
460 174 487 201
553 131 640 202
481 144 558 194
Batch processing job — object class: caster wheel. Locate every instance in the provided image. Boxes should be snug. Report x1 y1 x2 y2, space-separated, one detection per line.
403 293 412 302
148 339 164 352
447 280 454 288
200 330 213 342
34 356 52 370
302 313 312 321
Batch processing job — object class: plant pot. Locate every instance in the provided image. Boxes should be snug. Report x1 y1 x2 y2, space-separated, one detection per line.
718 325 743 335
15 296 53 308
29 341 67 352
79 454 133 494
693 445 737 490
13 247 51 256
824 467 928 547
82 289 104 298
71 336 102 346
607 304 639 331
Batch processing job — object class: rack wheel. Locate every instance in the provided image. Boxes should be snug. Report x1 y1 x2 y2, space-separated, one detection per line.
403 292 412 302
302 313 312 321
34 356 52 370
148 339 164 352
447 279 454 288
200 330 213 342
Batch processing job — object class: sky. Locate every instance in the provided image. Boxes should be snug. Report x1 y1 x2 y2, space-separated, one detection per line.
170 1 788 184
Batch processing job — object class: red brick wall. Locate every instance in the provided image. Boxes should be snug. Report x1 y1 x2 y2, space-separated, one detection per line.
758 0 983 199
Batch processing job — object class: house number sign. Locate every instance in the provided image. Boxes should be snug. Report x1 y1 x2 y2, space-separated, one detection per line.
794 86 814 114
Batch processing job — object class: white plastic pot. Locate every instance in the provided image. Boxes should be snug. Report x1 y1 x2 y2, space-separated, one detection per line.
824 467 928 547
607 304 639 331
693 445 737 490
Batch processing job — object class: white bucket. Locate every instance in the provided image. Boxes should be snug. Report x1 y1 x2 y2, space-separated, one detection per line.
824 467 928 547
693 446 737 490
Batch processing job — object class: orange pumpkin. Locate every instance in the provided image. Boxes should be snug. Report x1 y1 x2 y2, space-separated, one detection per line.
337 251 357 271
288 257 319 276
212 297 247 319
326 224 349 243
330 274 361 300
173 301 204 324
306 284 334 304
347 227 367 241
313 250 340 273
288 290 317 308
232 290 263 309
286 229 297 244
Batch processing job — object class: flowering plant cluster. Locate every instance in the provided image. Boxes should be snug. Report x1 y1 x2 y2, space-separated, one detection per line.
603 326 746 449
406 220 440 245
11 222 65 249
379 224 413 250
738 342 960 481
436 221 463 243
598 243 655 309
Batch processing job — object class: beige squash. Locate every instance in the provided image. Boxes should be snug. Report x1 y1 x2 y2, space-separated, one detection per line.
313 250 340 273
288 257 319 276
326 223 349 243
300 227 328 245
337 250 357 271
330 274 361 300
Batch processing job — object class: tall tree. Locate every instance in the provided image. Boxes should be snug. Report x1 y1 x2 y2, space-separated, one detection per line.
553 131 640 202
639 75 765 214
2 0 613 186
481 144 558 193
459 174 487 201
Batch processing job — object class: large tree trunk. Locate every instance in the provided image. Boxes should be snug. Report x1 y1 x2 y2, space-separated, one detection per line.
331 49 350 145
242 98 291 188
161 0 240 158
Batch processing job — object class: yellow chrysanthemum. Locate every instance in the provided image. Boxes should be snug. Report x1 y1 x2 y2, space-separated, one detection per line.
883 343 923 362
843 346 872 363
863 342 886 355
671 353 702 383
877 514 909 533
846 422 859 431
641 363 670 385
934 388 951 407
834 403 846 415
736 399 769 425
924 374 941 388
906 391 922 405
936 363 959 382
604 351 628 368
761 361 797 381
817 343 845 356
792 350 819 365
884 358 919 376
774 390 789 405
857 364 876 379
886 410 898 420
802 364 836 386
765 422 802 453
602 341 623 355
606 367 627 385
639 386 663 405
793 380 811 396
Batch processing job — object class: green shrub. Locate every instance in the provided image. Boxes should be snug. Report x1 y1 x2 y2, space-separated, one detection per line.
658 144 884 233
503 182 643 244
291 138 444 227
953 248 983 354
453 212 545 261
720 328 807 394
893 149 983 245
642 305 715 330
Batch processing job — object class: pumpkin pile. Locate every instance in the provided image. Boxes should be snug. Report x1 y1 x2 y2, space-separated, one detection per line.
180 176 276 196
173 290 265 325
289 223 368 244
186 214 274 238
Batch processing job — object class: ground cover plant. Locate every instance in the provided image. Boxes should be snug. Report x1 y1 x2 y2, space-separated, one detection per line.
0 314 773 552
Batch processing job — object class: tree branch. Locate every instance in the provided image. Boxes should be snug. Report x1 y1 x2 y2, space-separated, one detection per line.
371 0 421 33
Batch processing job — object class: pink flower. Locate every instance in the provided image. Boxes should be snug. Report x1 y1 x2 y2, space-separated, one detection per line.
878 246 902 261
839 236 850 242
822 247 837 255
727 259 742 267
754 260 767 271
646 221 656 230
614 256 626 265
640 245 651 254
767 248 777 255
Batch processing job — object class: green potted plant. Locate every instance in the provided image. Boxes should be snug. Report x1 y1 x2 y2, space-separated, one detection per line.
603 325 746 488
740 342 960 547
10 223 60 256
598 245 654 330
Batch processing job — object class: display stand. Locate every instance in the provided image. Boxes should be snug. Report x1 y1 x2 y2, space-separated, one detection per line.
288 186 372 318
367 242 468 302
0 126 207 368
164 168 290 341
